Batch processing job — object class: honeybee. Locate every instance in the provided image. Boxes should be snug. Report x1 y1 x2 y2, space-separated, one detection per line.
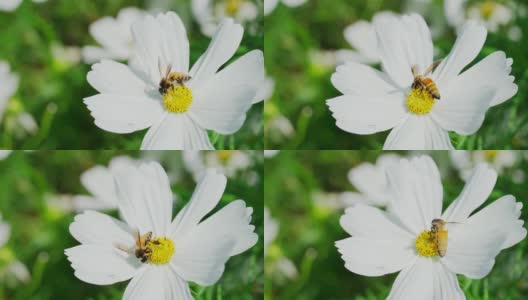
429 219 459 257
411 60 442 100
158 61 192 95
116 230 154 263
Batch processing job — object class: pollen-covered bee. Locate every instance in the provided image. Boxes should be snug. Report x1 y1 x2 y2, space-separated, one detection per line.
411 60 442 100
158 61 192 95
116 230 154 263
429 219 449 257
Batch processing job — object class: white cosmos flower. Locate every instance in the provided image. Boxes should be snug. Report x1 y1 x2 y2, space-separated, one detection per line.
449 150 517 181
264 150 279 158
264 0 307 16
0 61 18 122
0 0 46 11
445 0 513 33
327 14 517 150
335 11 396 65
192 0 259 37
65 162 258 299
340 154 399 209
0 150 12 160
72 156 138 212
183 150 251 182
336 155 526 299
82 7 147 64
85 13 264 150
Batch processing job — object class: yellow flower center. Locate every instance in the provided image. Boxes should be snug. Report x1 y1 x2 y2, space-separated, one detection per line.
483 150 498 162
163 85 193 113
415 230 438 257
225 0 242 16
217 150 234 163
480 1 496 20
406 88 435 115
147 237 175 265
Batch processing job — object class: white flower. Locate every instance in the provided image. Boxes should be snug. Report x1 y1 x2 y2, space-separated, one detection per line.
0 0 46 11
340 154 399 209
446 0 513 32
82 7 148 64
327 14 517 150
264 208 278 253
0 214 9 248
337 155 526 299
192 0 259 37
85 13 264 150
183 150 251 181
72 156 138 212
52 44 82 65
0 150 12 160
255 75 274 102
264 150 279 158
450 150 517 181
0 61 18 122
264 0 307 16
335 11 396 65
0 214 30 283
65 162 257 299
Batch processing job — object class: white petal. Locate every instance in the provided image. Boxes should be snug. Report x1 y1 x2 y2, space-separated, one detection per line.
456 51 517 107
89 16 130 60
0 220 10 247
69 210 134 246
84 94 164 134
334 49 378 65
431 72 495 135
337 204 415 276
385 156 443 234
282 0 307 7
188 50 264 134
442 164 497 222
264 0 279 15
330 61 400 96
131 12 190 86
374 14 433 88
387 257 434 300
140 113 214 150
82 46 115 64
124 266 193 300
170 169 227 237
444 0 466 27
71 195 117 212
171 200 256 285
343 20 379 61
433 263 466 300
80 166 117 206
65 245 142 285
87 60 149 96
383 115 455 150
0 0 22 11
433 21 487 88
113 161 173 236
190 18 243 84
327 93 407 135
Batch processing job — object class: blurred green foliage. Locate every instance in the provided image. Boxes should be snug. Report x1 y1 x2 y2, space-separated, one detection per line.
264 150 528 299
0 0 263 149
0 150 263 299
264 0 528 149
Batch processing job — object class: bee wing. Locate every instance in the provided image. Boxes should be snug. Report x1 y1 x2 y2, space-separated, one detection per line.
115 243 134 255
411 65 420 77
423 60 442 76
165 64 172 78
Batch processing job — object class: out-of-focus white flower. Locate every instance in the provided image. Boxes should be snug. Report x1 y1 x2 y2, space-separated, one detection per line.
337 155 526 299
0 214 30 284
52 44 82 65
0 61 19 122
335 11 396 65
340 154 400 209
85 13 264 150
445 0 513 33
255 75 274 102
72 156 138 212
264 150 279 158
0 150 12 160
264 0 307 16
183 150 251 182
266 115 295 144
0 214 9 247
0 0 46 11
309 49 339 69
82 7 148 64
16 112 38 134
327 14 517 150
66 163 257 299
450 150 517 181
192 0 259 37
264 208 278 253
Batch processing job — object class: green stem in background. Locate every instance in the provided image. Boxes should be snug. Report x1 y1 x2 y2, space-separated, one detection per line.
229 135 235 150
16 253 49 300
282 248 317 299
25 103 56 149
289 107 312 149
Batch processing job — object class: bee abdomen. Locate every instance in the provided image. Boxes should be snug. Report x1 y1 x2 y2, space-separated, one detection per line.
422 78 440 99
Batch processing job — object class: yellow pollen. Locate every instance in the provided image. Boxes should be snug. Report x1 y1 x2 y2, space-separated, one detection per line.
480 1 496 20
147 237 175 265
163 85 193 113
217 150 235 163
225 0 242 16
415 230 438 257
406 88 435 115
483 150 498 162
